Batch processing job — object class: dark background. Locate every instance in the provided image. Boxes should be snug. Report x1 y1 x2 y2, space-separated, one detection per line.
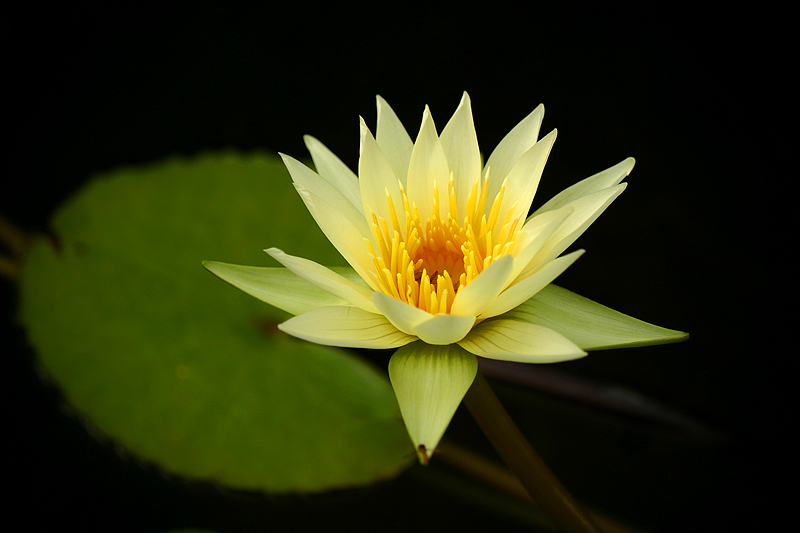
3 4 783 532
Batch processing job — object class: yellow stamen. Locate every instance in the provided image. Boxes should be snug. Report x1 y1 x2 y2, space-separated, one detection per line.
365 172 526 314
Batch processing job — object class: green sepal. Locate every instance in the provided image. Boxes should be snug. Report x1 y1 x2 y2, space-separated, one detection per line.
504 284 688 350
388 342 478 464
203 262 365 316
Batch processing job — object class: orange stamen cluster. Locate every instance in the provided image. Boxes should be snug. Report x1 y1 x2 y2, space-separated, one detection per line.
365 172 525 314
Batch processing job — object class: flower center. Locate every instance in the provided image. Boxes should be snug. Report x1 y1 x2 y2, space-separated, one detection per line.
365 172 523 314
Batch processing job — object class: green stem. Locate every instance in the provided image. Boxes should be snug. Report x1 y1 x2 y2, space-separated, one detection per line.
463 370 600 533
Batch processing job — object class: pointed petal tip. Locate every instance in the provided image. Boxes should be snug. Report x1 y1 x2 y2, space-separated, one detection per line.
412 314 476 345
376 94 395 116
279 152 313 176
202 259 228 276
202 260 224 275
420 104 436 126
359 116 375 146
301 134 319 149
538 128 557 145
625 157 636 175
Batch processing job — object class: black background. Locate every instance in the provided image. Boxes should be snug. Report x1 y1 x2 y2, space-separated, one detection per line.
3 3 784 532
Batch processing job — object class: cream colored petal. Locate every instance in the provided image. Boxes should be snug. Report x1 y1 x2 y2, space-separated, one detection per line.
407 105 450 224
358 118 405 234
506 206 573 284
531 157 635 218
294 185 378 290
483 103 544 207
450 255 513 317
520 183 626 274
203 262 347 315
372 291 477 344
281 154 369 239
480 250 584 319
278 306 415 349
265 248 378 314
440 92 481 218
328 265 371 286
500 129 557 226
376 95 414 188
371 291 432 335
411 313 476 345
458 319 586 363
504 284 689 350
388 342 478 464
302 135 363 214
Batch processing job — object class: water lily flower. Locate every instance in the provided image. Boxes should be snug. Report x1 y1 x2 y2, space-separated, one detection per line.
205 93 687 464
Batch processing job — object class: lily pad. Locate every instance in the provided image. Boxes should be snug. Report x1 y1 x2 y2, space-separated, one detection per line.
18 152 412 493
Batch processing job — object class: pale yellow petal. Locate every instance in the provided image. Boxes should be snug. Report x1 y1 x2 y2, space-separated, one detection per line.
450 254 513 317
358 118 405 234
500 128 557 226
520 183 626 273
265 248 378 313
531 157 635 218
203 262 347 315
376 95 414 188
371 291 432 335
278 306 415 349
440 92 481 218
504 284 689 350
302 135 364 214
506 206 573 285
458 319 586 363
294 185 377 290
407 106 450 224
480 250 584 319
411 313 476 345
483 103 544 208
281 154 369 239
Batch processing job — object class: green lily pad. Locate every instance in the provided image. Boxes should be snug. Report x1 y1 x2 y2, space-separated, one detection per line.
18 152 412 492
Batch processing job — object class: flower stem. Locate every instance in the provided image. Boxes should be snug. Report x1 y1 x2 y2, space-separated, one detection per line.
463 370 601 533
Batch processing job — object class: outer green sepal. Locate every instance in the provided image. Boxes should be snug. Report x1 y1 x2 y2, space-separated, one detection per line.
504 284 689 350
203 261 364 315
388 342 478 464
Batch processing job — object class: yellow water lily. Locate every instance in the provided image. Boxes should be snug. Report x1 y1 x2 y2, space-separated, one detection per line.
205 93 687 463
